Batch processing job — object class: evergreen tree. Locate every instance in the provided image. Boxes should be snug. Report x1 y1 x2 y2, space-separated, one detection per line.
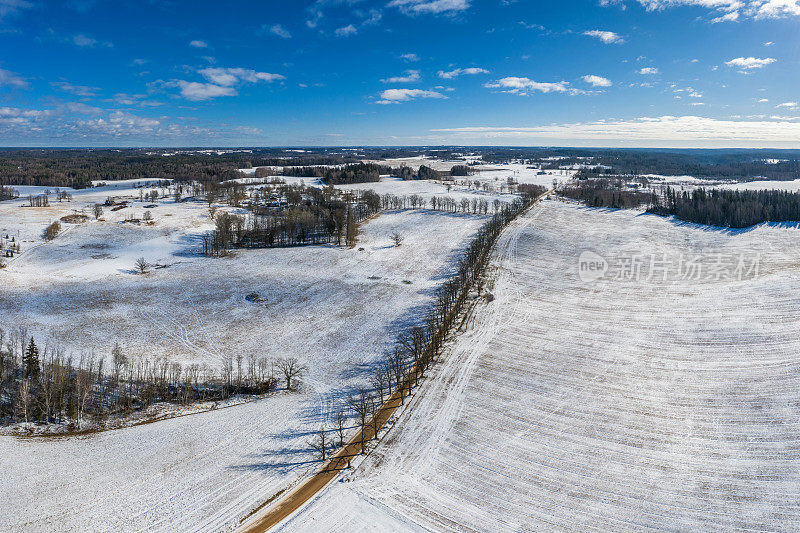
23 337 40 380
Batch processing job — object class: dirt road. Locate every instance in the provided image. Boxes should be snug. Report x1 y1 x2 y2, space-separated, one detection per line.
236 192 552 533
235 383 409 533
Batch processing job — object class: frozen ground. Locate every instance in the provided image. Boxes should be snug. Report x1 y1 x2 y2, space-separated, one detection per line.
0 182 486 366
237 160 567 193
0 182 491 531
335 163 568 203
281 199 800 531
722 178 800 192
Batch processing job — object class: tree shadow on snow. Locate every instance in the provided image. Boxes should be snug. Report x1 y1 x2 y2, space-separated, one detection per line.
636 211 800 235
172 232 206 257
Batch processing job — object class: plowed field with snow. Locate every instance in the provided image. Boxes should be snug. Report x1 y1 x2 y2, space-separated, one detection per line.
0 184 490 531
281 199 800 532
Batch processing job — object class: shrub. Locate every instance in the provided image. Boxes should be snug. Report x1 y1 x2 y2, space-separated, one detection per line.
44 221 61 241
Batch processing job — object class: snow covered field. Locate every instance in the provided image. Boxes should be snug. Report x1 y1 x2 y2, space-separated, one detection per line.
0 182 492 531
633 175 800 193
281 199 800 531
238 160 566 194
722 178 800 192
335 163 568 204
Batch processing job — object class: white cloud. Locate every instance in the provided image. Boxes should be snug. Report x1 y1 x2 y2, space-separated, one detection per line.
376 88 447 104
711 10 739 21
777 101 798 109
484 77 577 95
189 40 209 48
52 81 99 97
162 67 284 102
173 81 237 101
430 115 800 147
639 67 659 74
72 33 112 48
628 0 800 20
0 106 46 120
198 67 285 86
582 74 612 87
78 111 161 136
62 102 104 115
0 0 33 21
758 98 769 102
725 56 776 69
519 21 547 30
335 24 357 37
764 41 774 45
268 24 292 39
306 8 323 28
111 93 162 107
401 53 420 62
749 0 800 18
381 70 421 83
388 0 470 15
0 105 252 142
361 8 383 25
583 29 624 43
0 68 27 88
437 67 489 79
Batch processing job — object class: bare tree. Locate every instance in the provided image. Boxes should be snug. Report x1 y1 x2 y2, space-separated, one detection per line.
369 396 381 441
278 357 308 391
309 426 330 463
334 410 348 447
93 204 103 220
372 370 387 404
348 388 371 452
17 378 31 424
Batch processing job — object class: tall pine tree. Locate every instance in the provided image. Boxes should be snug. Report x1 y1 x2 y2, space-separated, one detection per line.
23 337 40 380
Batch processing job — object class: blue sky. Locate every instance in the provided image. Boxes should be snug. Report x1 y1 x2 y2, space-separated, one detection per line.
0 0 798 147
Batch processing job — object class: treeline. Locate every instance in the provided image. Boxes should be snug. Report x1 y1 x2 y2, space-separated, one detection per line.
202 187 382 255
518 184 548 198
306 195 538 464
0 153 241 189
433 148 800 181
391 165 442 181
282 163 393 185
588 150 800 181
559 179 656 209
0 185 18 201
0 149 361 189
649 187 800 228
450 165 474 177
0 330 287 431
203 181 535 256
3 148 799 190
560 179 800 228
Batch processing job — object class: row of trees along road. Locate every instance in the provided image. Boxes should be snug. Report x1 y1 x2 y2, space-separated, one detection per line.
305 187 545 465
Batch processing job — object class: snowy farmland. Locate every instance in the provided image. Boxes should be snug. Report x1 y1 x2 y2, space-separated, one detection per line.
0 180 493 531
280 199 800 531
